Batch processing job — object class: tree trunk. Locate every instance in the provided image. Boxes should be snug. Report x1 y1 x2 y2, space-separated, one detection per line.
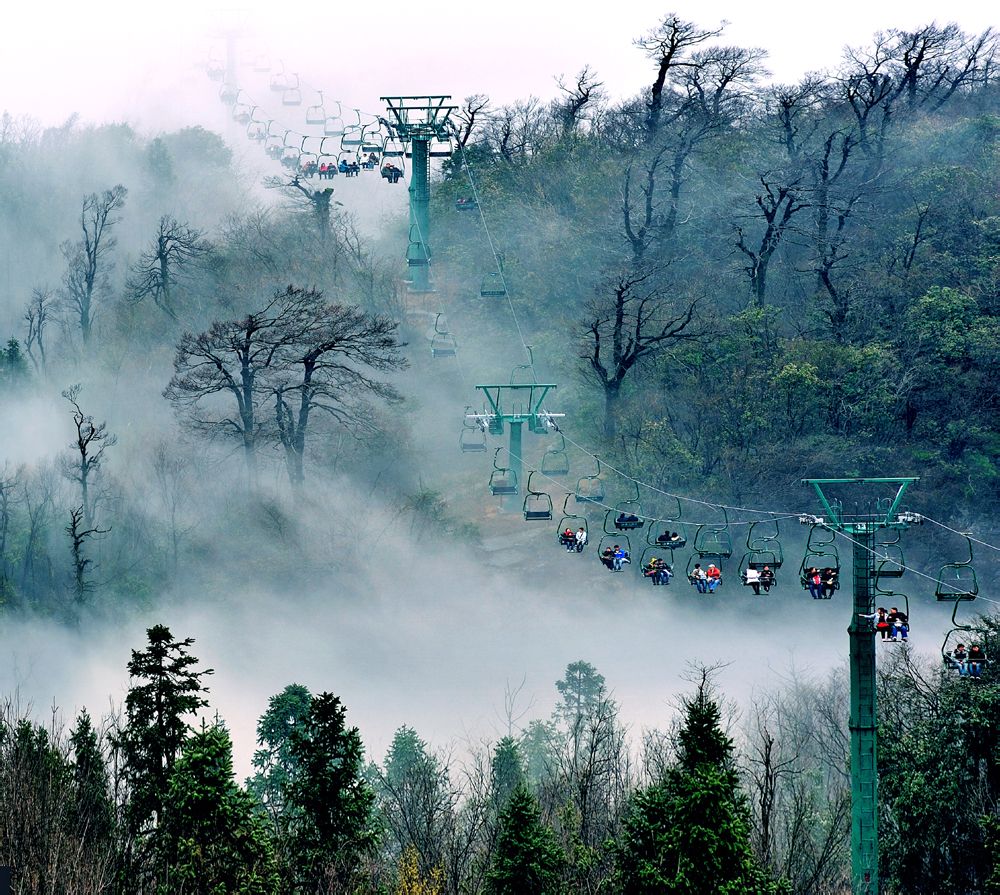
603 384 621 439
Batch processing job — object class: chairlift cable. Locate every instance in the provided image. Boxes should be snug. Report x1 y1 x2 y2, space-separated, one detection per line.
920 517 1000 553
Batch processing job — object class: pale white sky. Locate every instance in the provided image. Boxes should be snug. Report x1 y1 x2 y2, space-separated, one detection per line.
2 0 995 133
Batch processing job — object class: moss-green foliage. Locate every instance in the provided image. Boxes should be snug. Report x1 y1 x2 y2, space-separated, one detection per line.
616 682 782 895
486 785 565 895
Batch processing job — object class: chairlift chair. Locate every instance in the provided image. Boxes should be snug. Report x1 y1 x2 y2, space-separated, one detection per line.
232 103 253 125
540 433 570 477
219 84 240 106
575 458 605 505
428 138 453 158
523 473 553 521
247 121 267 141
746 520 784 567
252 54 270 73
280 147 301 170
597 534 632 572
282 87 302 107
693 526 733 558
306 91 326 125
429 313 456 358
612 482 645 531
639 547 673 584
207 60 225 81
456 197 479 212
488 448 518 496
460 410 487 452
935 535 979 601
382 137 406 158
480 272 507 298
270 70 290 92
556 495 588 552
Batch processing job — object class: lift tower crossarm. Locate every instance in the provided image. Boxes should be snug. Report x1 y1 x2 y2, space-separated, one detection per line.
380 95 456 293
800 476 919 895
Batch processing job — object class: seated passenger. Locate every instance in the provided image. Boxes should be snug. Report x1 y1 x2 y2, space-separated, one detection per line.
601 547 615 570
967 645 987 678
822 567 838 598
805 567 823 599
656 530 671 545
887 606 908 642
706 563 722 592
689 563 708 593
744 565 761 595
559 528 575 549
759 565 775 593
612 545 626 571
947 643 968 675
575 527 587 552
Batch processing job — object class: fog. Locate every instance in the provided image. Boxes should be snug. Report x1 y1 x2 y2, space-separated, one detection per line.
1 0 996 789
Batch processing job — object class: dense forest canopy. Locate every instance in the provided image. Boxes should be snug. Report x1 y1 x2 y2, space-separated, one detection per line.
0 10 999 895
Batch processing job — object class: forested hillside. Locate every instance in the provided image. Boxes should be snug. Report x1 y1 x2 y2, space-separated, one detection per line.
0 12 998 895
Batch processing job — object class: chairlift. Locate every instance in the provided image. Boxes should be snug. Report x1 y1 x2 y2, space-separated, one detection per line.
361 129 383 154
686 553 725 587
481 271 507 298
429 313 456 358
575 458 605 504
940 600 986 675
611 481 644 531
746 519 784 567
207 59 225 82
639 547 673 585
247 121 268 141
456 197 479 212
488 448 518 496
252 54 270 73
459 407 487 453
306 91 326 125
282 87 302 107
270 67 290 92
873 569 910 639
219 84 239 106
556 495 587 553
232 102 253 125
540 433 570 477
798 525 840 595
428 138 453 158
324 103 346 136
341 111 365 146
935 535 979 601
280 146 301 169
382 136 406 158
523 472 553 521
597 534 632 572
693 509 733 558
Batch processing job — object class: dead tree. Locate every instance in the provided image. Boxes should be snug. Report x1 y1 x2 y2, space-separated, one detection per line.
61 385 116 528
269 287 406 488
734 174 809 306
581 268 699 439
634 12 726 141
452 94 490 150
60 186 127 347
553 66 605 135
126 216 211 320
66 506 109 605
23 288 53 372
264 175 340 241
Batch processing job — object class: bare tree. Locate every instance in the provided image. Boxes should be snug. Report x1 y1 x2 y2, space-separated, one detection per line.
269 287 406 488
66 506 109 606
634 12 727 140
734 173 809 306
23 287 53 372
581 268 699 438
264 175 341 241
60 385 116 528
151 441 192 576
164 290 313 483
452 94 490 150
126 216 211 320
60 186 127 347
553 66 605 135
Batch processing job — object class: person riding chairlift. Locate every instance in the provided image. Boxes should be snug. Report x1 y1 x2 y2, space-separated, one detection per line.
574 527 587 552
706 563 722 592
759 565 775 593
559 528 575 550
743 565 761 595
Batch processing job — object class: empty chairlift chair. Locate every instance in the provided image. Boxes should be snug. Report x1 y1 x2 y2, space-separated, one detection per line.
935 535 979 601
429 314 457 358
488 449 518 496
481 271 507 298
306 92 326 126
522 473 553 521
575 458 606 505
540 433 570 477
459 406 487 453
873 529 905 578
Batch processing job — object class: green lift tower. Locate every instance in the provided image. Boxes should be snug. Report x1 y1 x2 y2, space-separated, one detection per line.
801 477 921 895
380 95 456 293
468 384 562 509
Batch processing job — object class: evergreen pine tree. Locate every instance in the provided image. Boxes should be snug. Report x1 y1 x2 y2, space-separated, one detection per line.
284 691 378 893
113 624 212 893
247 682 313 821
486 784 565 895
158 723 278 895
69 709 114 845
616 677 779 895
